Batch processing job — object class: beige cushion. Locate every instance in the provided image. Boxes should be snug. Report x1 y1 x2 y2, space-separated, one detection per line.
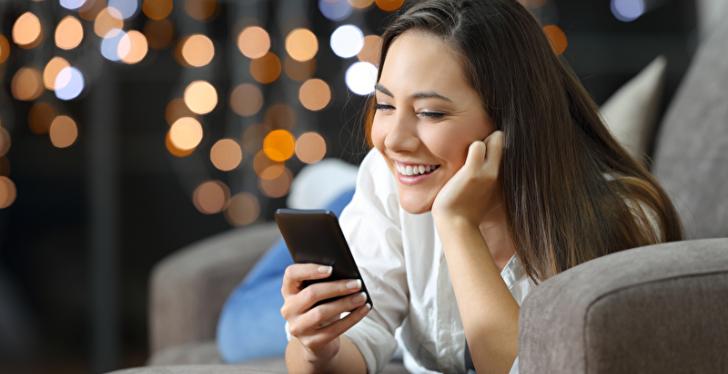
600 56 667 163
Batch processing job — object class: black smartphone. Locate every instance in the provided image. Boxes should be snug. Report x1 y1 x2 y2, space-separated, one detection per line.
274 208 373 309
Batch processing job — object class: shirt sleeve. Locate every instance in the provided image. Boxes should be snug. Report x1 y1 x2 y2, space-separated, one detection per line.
339 148 409 374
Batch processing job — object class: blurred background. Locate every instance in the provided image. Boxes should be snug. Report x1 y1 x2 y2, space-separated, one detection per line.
0 0 716 373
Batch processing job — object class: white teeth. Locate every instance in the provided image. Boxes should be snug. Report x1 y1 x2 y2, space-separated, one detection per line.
395 162 439 176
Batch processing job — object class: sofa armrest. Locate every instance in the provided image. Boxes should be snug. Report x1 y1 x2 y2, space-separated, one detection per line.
519 238 728 374
149 222 280 355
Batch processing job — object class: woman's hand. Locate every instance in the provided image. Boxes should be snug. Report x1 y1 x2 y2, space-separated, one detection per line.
280 263 371 365
432 130 505 227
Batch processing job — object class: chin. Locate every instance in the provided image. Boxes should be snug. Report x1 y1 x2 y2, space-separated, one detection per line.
398 190 435 215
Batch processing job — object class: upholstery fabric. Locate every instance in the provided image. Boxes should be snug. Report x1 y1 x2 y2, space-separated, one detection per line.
653 20 728 239
519 238 728 374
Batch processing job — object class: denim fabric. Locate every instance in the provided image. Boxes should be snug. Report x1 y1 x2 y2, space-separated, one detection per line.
216 188 355 363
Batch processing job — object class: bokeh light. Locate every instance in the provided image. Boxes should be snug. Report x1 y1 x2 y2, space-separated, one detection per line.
345 61 377 95
319 0 353 21
80 0 107 21
165 132 194 157
184 0 218 21
118 30 149 64
611 0 646 22
55 16 84 50
165 98 196 126
284 57 316 81
43 57 71 90
230 83 263 117
101 29 125 61
253 149 281 177
94 7 124 38
330 24 364 58
250 52 281 84
295 132 327 164
109 0 138 19
375 0 405 12
169 117 203 150
543 25 568 55
0 127 10 157
180 34 214 67
12 12 43 48
259 166 293 198
242 124 267 154
263 129 296 162
142 0 173 20
11 67 43 101
55 66 85 100
224 192 260 226
237 26 270 59
61 0 88 10
28 102 57 135
358 35 382 65
192 180 229 215
299 78 331 111
259 163 285 181
49 115 79 148
264 104 296 130
285 28 318 62
0 35 10 64
348 0 374 9
184 80 218 114
144 19 175 50
210 138 243 171
0 176 17 209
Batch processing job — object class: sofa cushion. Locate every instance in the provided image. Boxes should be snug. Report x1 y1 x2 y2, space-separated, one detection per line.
519 238 728 374
652 20 728 239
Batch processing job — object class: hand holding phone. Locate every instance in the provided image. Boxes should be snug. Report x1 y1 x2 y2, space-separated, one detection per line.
276 209 372 362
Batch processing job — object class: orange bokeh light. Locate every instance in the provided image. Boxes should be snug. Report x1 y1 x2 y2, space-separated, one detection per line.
237 26 270 59
543 24 568 56
12 12 43 48
193 180 230 215
181 34 214 67
55 16 84 50
43 57 71 90
210 138 243 172
11 67 43 101
263 129 296 162
298 78 331 111
230 83 263 117
184 80 218 114
224 192 260 226
285 28 318 62
142 0 173 20
250 52 281 84
375 0 404 12
49 115 79 148
295 132 327 164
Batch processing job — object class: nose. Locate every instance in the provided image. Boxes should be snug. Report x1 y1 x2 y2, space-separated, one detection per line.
383 115 419 153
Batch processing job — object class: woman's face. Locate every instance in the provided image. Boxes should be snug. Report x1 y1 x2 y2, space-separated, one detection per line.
371 30 496 214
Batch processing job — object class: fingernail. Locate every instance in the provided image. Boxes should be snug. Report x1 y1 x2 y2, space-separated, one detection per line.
354 292 367 303
318 266 332 274
346 279 362 289
366 303 372 310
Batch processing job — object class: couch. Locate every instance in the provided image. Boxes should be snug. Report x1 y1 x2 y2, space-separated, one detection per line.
110 15 728 374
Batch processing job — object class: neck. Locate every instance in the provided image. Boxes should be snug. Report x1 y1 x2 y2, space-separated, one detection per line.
478 204 516 272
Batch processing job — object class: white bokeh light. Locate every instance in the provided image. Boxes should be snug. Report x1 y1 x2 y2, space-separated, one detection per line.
101 29 126 61
330 24 364 59
611 0 646 22
55 67 85 100
108 0 139 19
345 61 377 96
60 0 87 10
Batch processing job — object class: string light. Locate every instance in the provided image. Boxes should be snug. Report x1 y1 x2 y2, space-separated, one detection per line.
358 35 382 65
11 67 43 101
543 25 568 55
193 180 230 214
0 35 10 64
237 26 270 59
49 115 79 148
118 30 149 64
345 61 377 95
43 57 71 90
142 0 173 20
180 34 215 67
183 80 218 115
0 176 17 209
224 192 260 226
319 0 353 21
298 79 331 111
263 129 296 162
375 0 405 12
55 16 84 50
295 132 327 164
169 117 203 150
210 138 243 171
54 66 85 101
285 28 318 62
12 12 43 49
330 24 364 58
230 83 263 117
250 52 281 84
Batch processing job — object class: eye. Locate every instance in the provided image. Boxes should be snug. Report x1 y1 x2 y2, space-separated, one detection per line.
417 111 445 119
375 103 395 111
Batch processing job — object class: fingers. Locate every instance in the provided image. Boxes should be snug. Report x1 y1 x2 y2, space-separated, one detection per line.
289 292 371 348
281 263 333 297
282 278 363 317
484 130 505 167
465 139 487 169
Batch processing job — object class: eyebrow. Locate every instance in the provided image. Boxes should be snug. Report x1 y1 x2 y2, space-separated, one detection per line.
375 84 453 103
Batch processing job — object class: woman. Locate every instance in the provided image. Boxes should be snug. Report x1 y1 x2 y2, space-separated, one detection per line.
280 0 683 373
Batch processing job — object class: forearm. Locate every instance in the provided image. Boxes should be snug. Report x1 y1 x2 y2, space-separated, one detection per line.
285 335 368 374
435 217 519 374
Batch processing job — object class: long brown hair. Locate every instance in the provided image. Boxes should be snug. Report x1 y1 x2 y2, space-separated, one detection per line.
367 0 683 283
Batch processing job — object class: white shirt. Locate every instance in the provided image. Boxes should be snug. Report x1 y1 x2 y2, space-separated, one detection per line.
338 148 535 374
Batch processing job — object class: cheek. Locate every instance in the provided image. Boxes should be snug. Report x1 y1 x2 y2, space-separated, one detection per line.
370 117 387 151
419 128 470 166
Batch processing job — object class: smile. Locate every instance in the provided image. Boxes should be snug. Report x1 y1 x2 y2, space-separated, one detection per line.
394 162 441 185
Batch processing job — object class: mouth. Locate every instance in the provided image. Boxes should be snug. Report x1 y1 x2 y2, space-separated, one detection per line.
393 161 441 185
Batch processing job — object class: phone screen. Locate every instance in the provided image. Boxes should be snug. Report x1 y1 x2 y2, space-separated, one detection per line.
275 208 373 308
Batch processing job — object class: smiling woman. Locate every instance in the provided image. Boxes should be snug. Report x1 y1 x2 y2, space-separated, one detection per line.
280 1 683 373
